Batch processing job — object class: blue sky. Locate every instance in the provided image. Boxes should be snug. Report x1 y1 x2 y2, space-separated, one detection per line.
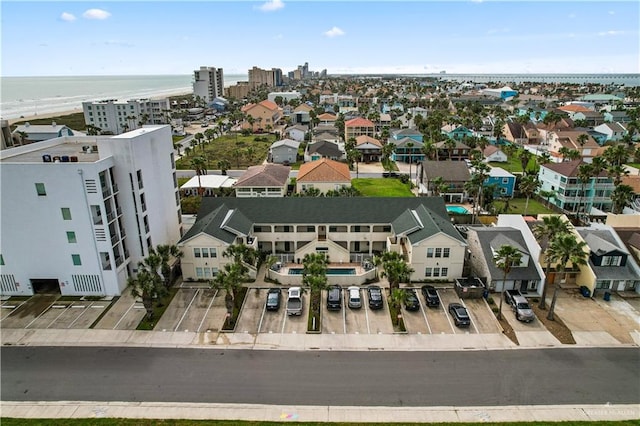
2 1 639 76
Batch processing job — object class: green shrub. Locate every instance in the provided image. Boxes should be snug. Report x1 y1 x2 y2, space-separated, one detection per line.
222 287 248 331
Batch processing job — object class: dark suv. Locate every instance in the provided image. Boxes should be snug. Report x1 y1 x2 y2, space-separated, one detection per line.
448 303 471 327
404 289 420 311
367 285 383 310
327 285 342 311
421 285 440 307
266 288 281 311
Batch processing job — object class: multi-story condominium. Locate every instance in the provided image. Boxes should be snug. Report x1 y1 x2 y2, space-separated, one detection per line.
83 98 171 135
193 66 224 104
538 160 614 213
344 117 375 141
248 66 282 89
225 82 250 100
241 100 281 131
0 125 181 297
177 197 467 284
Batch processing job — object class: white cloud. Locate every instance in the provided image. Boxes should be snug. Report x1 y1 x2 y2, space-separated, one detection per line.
324 26 345 38
60 12 76 22
256 0 284 12
597 30 624 36
82 8 111 20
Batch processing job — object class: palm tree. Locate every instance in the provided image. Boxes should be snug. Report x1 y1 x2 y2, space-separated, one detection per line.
611 184 635 214
444 138 456 161
155 244 184 288
545 233 588 321
603 143 629 166
302 253 329 329
606 164 629 186
379 251 414 292
519 174 541 216
212 262 248 313
190 156 207 196
494 245 523 320
204 128 215 144
128 268 165 321
388 288 409 328
217 159 231 176
576 163 594 215
533 215 570 309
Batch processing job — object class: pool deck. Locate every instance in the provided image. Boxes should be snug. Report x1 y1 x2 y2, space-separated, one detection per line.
446 203 474 214
282 263 365 275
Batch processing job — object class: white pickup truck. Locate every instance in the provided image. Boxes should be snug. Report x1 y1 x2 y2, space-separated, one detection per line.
286 287 303 316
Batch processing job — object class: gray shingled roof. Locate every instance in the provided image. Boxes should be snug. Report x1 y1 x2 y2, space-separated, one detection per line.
308 140 342 157
472 227 542 281
234 164 291 187
184 197 465 245
422 160 471 181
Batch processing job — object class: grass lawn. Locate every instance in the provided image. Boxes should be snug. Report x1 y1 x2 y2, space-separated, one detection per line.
352 178 414 197
490 157 537 174
492 198 556 215
627 163 640 169
136 287 179 330
176 133 275 170
177 177 190 187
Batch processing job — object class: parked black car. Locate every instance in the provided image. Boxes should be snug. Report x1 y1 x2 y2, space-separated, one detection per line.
367 285 383 310
327 285 342 311
421 285 440 307
404 289 420 311
448 303 471 327
266 288 282 311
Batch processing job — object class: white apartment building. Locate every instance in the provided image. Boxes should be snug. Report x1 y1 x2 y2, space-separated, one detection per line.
193 66 224 104
83 98 171 135
0 125 181 297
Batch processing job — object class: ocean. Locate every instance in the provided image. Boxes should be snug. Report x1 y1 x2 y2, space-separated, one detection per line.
419 73 640 86
0 74 247 120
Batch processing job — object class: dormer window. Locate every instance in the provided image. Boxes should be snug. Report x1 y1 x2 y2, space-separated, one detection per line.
601 255 621 267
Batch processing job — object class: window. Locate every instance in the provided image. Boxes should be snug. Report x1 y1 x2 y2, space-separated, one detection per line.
204 268 212 278
433 268 440 277
71 254 82 266
140 194 147 212
202 248 209 258
210 248 217 258
427 248 434 258
0 254 4 265
441 267 448 277
443 248 450 258
602 255 622 266
66 231 77 243
595 280 610 289
35 183 46 196
425 267 432 277
61 208 72 220
435 248 442 258
136 169 144 189
196 267 203 278
194 248 201 258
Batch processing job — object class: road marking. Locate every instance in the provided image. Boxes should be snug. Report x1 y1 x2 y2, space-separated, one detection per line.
419 301 432 334
24 299 60 329
68 303 93 328
196 289 217 333
256 292 267 333
342 290 347 334
71 305 85 309
174 289 199 332
2 305 16 309
113 301 137 330
1 299 28 321
364 297 371 334
281 309 287 334
47 303 73 328
460 299 479 334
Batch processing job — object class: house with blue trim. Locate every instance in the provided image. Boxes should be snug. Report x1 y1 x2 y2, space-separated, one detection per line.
391 128 423 143
441 124 474 141
390 137 424 163
485 167 516 197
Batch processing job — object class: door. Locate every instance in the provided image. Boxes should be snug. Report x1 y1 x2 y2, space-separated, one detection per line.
519 280 528 292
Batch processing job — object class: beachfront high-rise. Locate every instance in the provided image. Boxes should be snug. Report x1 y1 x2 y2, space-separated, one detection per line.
193 66 224 104
0 125 181 297
82 98 171 135
248 66 283 89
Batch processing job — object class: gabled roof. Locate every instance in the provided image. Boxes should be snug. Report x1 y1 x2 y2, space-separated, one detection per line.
294 104 313 112
557 104 591 113
441 124 471 133
221 208 253 237
422 160 471 181
242 100 279 113
598 122 626 133
298 158 350 182
12 124 72 135
287 124 308 133
234 163 291 187
541 160 609 178
392 137 424 148
345 117 375 128
578 230 628 256
483 145 502 156
435 140 471 149
313 132 339 142
317 113 337 121
392 128 423 138
271 138 300 150
355 135 382 148
185 197 466 244
488 167 515 178
307 140 343 157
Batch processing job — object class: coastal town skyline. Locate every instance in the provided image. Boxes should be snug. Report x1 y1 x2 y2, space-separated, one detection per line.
2 1 639 77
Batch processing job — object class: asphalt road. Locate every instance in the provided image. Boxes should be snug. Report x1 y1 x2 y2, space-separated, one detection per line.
2 347 639 406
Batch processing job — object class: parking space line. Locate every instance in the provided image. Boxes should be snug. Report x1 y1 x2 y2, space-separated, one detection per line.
256 292 267 333
175 289 199 332
1 299 28 321
47 303 73 329
442 303 456 334
197 289 217 333
419 302 432 334
24 299 60 329
68 302 93 328
113 301 138 330
342 290 347 334
460 300 479 334
281 310 287 334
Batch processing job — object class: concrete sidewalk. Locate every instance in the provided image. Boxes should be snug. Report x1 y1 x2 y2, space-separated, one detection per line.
2 401 639 422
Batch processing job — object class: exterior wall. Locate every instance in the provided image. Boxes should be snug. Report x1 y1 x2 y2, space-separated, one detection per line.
83 99 170 135
538 165 614 212
296 180 350 194
486 151 508 163
235 186 286 198
485 176 515 197
193 66 224 104
345 125 374 141
287 129 305 142
243 106 281 131
179 233 231 281
466 230 493 285
410 234 466 282
271 146 298 164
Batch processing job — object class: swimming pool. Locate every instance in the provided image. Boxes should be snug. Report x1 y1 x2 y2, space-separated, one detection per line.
289 268 356 275
446 205 470 214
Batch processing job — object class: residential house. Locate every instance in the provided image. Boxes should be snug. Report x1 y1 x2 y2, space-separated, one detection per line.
466 227 544 293
296 158 351 194
234 163 291 198
390 128 423 143
503 122 528 145
177 197 467 284
572 110 604 126
576 223 640 295
317 113 337 126
435 140 472 161
291 103 313 125
486 167 516 198
344 117 375 141
441 124 474 141
313 131 341 145
536 116 575 144
538 160 614 213
603 111 631 123
313 125 340 138
547 130 600 162
354 135 382 163
390 137 425 163
593 122 627 142
417 160 470 203
378 113 392 131
11 122 76 143
180 175 236 197
285 124 308 142
269 139 300 164
305 140 344 162
209 96 229 112
482 145 508 163
241 100 282 131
